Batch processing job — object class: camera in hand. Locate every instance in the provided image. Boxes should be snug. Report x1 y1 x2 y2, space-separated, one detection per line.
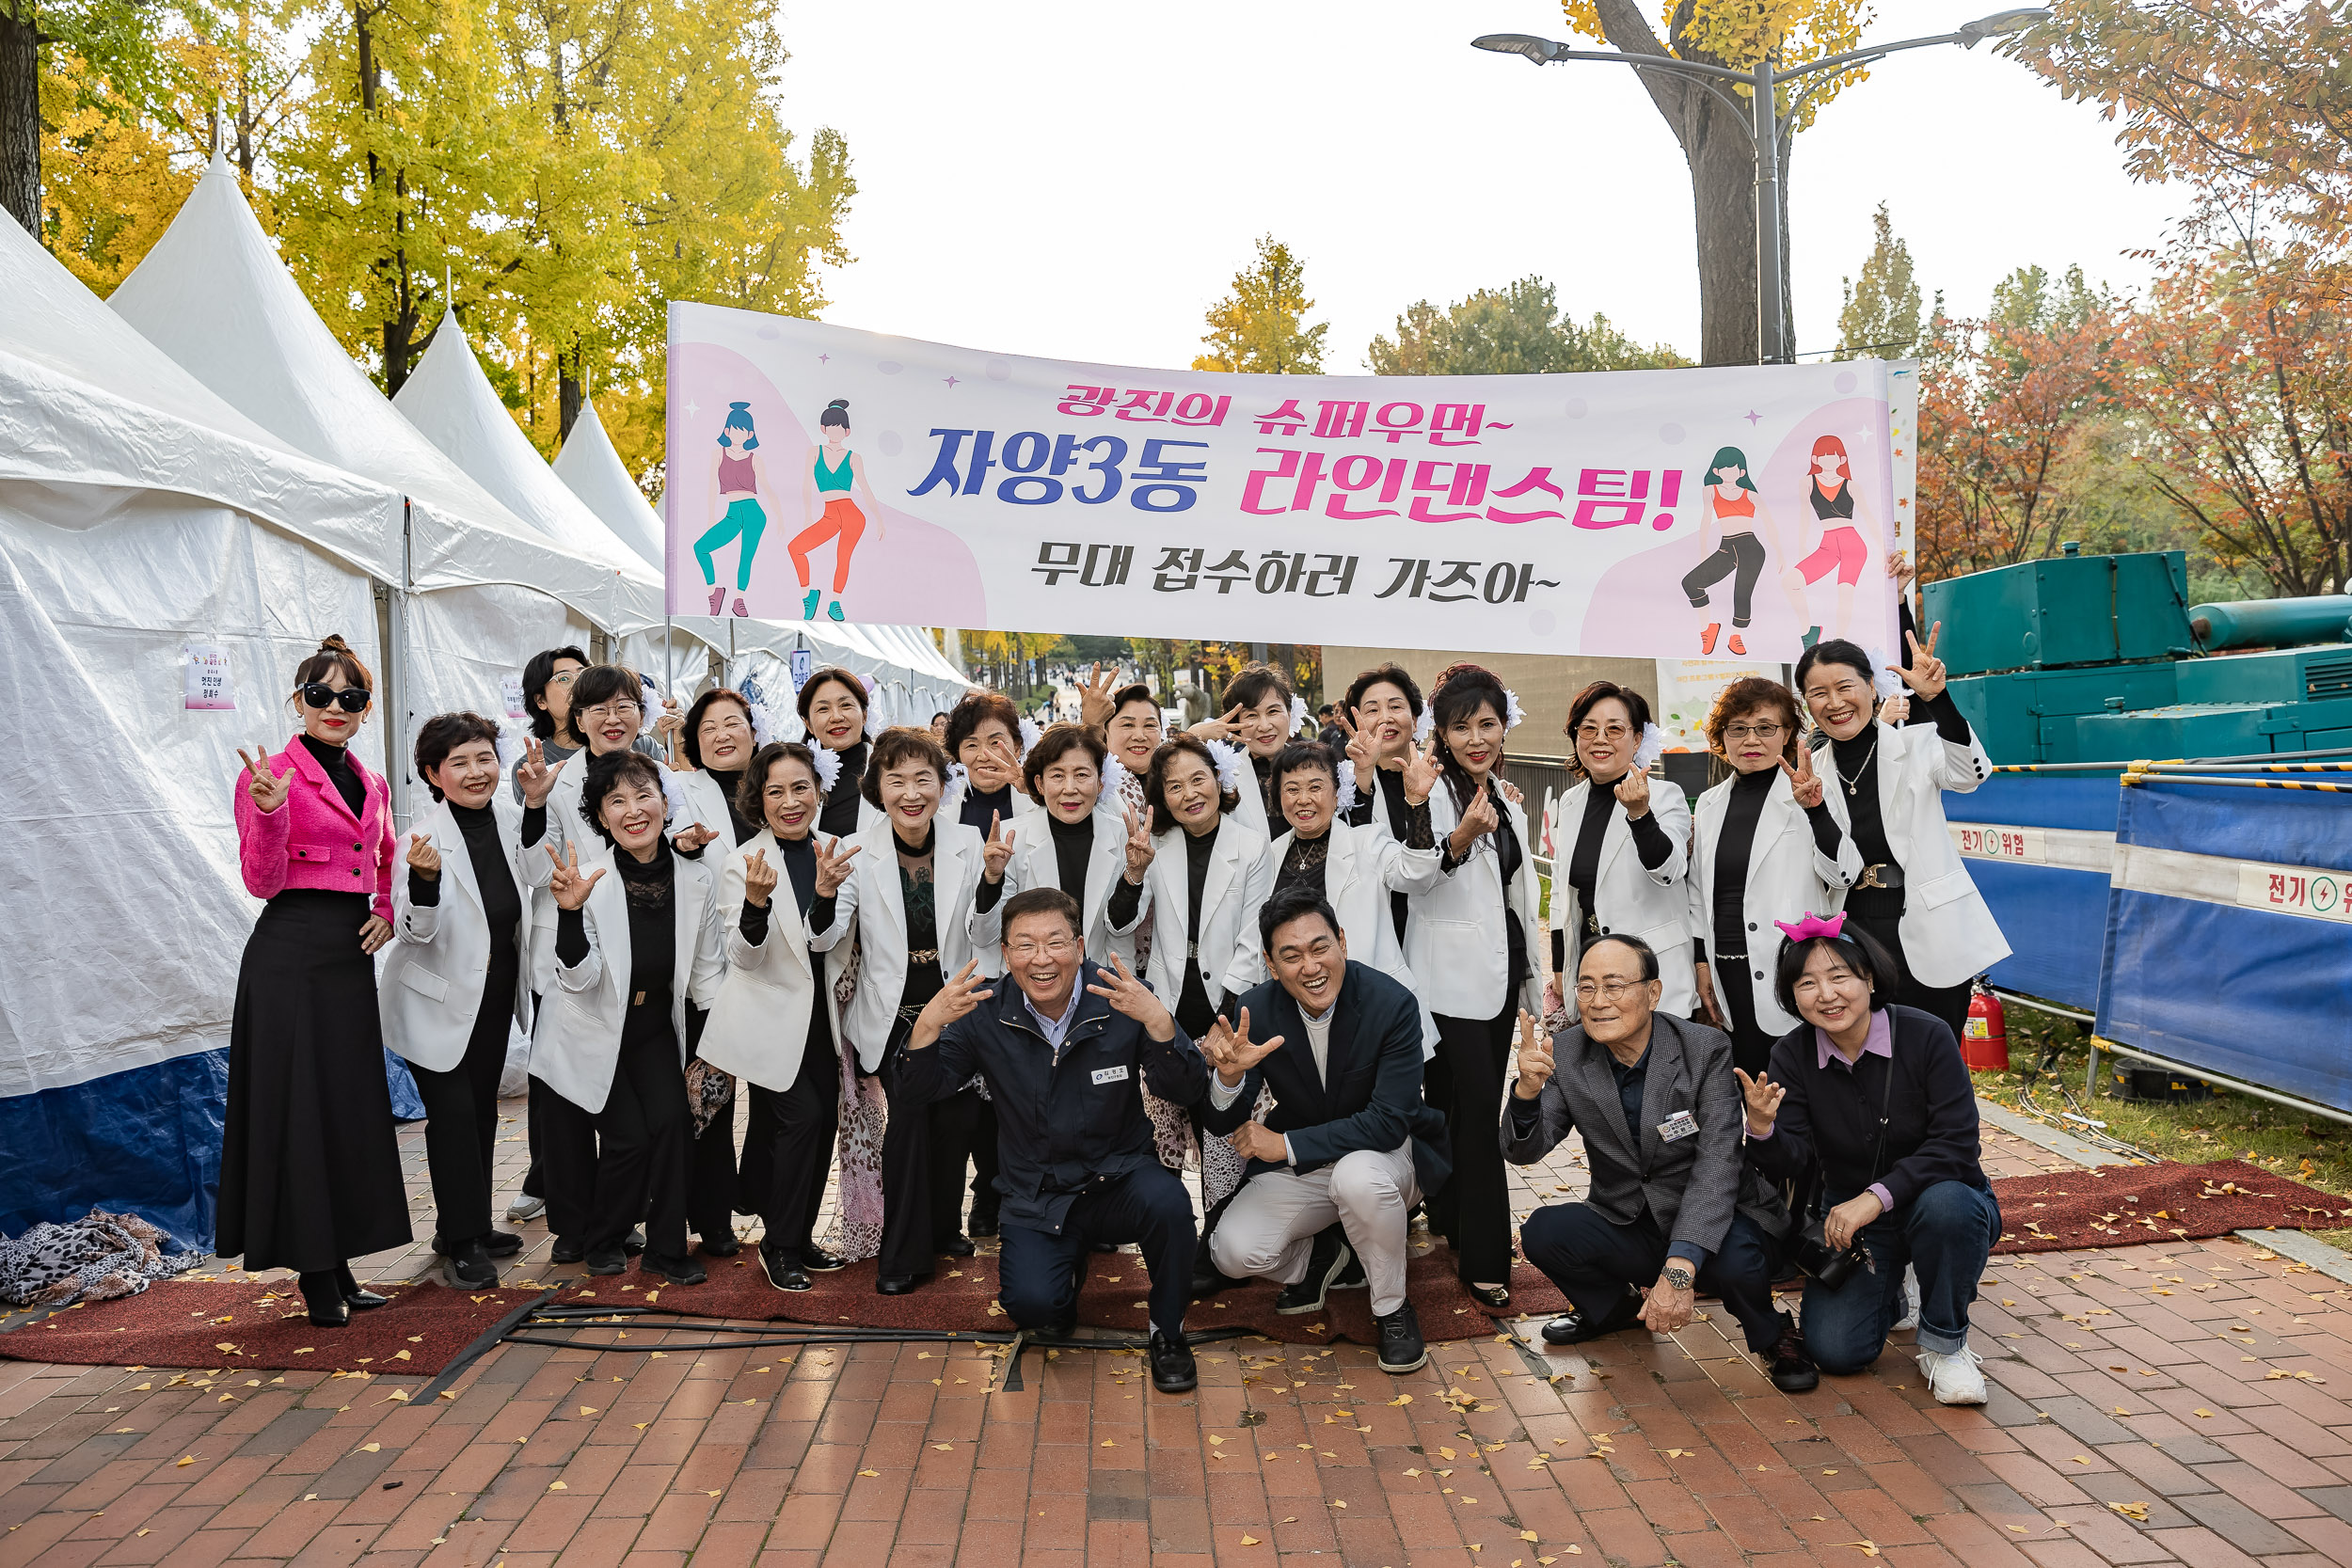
1792 1216 1870 1291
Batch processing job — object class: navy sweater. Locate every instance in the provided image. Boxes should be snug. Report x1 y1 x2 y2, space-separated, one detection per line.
1745 1004 1986 1210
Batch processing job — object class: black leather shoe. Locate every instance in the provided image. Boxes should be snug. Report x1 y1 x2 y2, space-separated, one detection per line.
585 1245 629 1276
1277 1227 1352 1316
335 1264 389 1309
698 1234 742 1259
967 1213 999 1239
307 1299 350 1328
1149 1329 1198 1394
1766 1315 1820 1393
644 1252 707 1286
551 1237 586 1264
1464 1281 1511 1313
876 1274 919 1295
802 1246 848 1273
1375 1301 1427 1373
442 1238 498 1290
482 1231 523 1259
1541 1290 1641 1345
941 1235 976 1259
624 1228 646 1255
759 1246 813 1292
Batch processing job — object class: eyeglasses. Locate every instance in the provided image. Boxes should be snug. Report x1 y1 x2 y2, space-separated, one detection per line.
1724 721 1785 741
1005 939 1077 960
580 700 642 722
301 682 370 713
1574 978 1648 1003
1575 722 1632 741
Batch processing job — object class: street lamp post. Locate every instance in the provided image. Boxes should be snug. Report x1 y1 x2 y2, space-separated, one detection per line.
1472 9 2049 365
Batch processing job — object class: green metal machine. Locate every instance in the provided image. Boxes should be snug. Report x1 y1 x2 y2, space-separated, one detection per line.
1927 545 2352 765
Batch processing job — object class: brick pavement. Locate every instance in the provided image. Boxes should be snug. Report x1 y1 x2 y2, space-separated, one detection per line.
7 1105 2352 1566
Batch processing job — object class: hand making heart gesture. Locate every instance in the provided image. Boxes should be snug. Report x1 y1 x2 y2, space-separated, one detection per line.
741 846 778 909
1613 765 1652 820
405 831 441 880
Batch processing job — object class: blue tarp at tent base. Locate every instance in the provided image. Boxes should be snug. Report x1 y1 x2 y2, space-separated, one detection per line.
2 1046 427 1257
1944 773 2122 1013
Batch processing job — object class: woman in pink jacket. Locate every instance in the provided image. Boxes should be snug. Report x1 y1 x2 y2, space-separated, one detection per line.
222 636 412 1326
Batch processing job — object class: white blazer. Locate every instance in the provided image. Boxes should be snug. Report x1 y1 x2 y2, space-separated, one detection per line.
1311 816 1445 1054
1409 781 1544 1022
1114 815 1275 1014
381 795 533 1072
1540 777 1697 1017
674 768 739 847
1686 769 1864 1037
842 813 1010 1071
1008 808 1135 968
1226 763 1273 842
1816 720 2010 988
531 844 727 1114
524 758 594 996
699 830 855 1092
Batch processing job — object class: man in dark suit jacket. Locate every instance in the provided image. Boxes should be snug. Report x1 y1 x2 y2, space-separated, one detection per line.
1504 933 1815 1393
1199 887 1451 1374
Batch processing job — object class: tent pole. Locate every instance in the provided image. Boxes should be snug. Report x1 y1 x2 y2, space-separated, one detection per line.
663 615 674 703
389 498 415 832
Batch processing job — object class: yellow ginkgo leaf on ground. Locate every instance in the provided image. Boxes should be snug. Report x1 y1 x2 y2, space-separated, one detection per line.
933 1443 953 1450
1389 1394 1412 1405
857 1469 881 1478
580 1407 597 1416
358 1443 380 1453
548 1481 566 1491
1239 1535 1261 1546
1520 1530 1539 1542
1839 1544 1881 1559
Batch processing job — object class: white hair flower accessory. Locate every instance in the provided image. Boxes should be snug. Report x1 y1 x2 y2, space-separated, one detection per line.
945 760 969 805
1018 714 1043 758
1868 649 1903 699
1203 737 1247 797
1335 763 1359 815
1502 688 1526 730
660 768 691 827
749 700 777 749
1633 721 1668 772
1101 752 1134 802
494 720 529 774
1413 706 1435 744
1290 694 1310 736
638 673 661 736
808 742 842 793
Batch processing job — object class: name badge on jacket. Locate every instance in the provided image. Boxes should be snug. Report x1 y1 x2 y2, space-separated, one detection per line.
1657 1110 1699 1143
1091 1065 1131 1085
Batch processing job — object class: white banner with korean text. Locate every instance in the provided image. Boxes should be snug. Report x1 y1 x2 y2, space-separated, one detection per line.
667 306 1906 662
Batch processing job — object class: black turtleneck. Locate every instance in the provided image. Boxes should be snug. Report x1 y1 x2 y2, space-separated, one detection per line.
1174 823 1220 1038
1557 775 1674 964
704 766 755 845
407 800 522 946
1346 765 1431 942
818 741 867 838
554 839 674 1024
299 733 362 816
1696 768 1838 962
1049 811 1095 903
735 832 836 945
959 780 1016 836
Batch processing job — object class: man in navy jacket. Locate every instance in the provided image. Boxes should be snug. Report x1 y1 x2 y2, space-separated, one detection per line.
900 887 1210 1393
1200 887 1451 1374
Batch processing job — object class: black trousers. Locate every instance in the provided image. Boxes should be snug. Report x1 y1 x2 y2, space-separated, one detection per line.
1846 902 1974 1046
1682 531 1769 626
877 1072 984 1279
1712 961 1783 1081
1430 1002 1516 1286
745 1036 840 1260
999 1165 1197 1338
969 1099 1002 1227
546 1021 691 1258
1520 1202 1787 1352
408 979 513 1246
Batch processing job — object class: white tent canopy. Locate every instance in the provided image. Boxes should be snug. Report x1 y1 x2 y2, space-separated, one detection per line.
0 206 389 1247
549 400 661 569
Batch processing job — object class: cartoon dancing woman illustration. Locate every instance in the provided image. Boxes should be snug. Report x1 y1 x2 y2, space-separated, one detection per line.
1784 434 1873 649
1679 445 1804 657
791 399 885 623
696 402 769 617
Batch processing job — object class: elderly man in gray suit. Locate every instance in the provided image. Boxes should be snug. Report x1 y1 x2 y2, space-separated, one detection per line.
1503 932 1816 1393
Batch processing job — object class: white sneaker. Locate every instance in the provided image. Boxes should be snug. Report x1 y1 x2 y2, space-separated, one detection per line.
1894 1264 1921 1331
504 1195 546 1223
1917 1345 1987 1405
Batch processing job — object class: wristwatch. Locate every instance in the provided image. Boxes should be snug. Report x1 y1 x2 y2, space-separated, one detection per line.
1663 1264 1694 1292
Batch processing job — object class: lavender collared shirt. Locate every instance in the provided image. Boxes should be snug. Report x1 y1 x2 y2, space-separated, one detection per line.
1753 1009 1899 1213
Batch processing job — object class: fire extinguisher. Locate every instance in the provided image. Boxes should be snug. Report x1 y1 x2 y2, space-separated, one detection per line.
1962 978 2009 1071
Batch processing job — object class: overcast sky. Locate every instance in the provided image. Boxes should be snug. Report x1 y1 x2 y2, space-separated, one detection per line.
771 1 2185 372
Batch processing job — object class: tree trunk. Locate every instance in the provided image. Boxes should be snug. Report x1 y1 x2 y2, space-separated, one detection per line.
559 344 584 441
0 1 39 235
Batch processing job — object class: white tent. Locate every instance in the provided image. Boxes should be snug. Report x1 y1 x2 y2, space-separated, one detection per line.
549 399 661 569
0 204 400 1250
106 154 625 788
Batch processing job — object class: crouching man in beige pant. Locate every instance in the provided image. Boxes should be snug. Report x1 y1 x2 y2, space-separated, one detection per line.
1200 888 1454 1374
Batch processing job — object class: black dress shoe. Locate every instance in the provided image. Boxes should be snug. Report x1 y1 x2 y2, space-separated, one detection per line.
801 1246 848 1273
307 1300 350 1328
1540 1291 1641 1345
1375 1301 1427 1374
624 1228 646 1255
299 1271 349 1327
335 1264 389 1309
876 1274 919 1295
442 1238 498 1290
698 1234 742 1259
967 1213 999 1239
551 1237 586 1264
644 1252 707 1286
941 1235 976 1259
1464 1281 1511 1312
585 1245 629 1276
1766 1314 1819 1393
1149 1329 1198 1394
1277 1227 1352 1316
759 1246 813 1292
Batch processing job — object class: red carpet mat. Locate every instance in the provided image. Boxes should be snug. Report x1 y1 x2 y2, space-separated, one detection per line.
0 1281 540 1374
1988 1158 2350 1254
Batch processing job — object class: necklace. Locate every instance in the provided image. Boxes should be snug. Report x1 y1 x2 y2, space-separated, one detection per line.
1840 730 1879 797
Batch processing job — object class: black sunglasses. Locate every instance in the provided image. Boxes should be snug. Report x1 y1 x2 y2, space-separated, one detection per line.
301 682 371 713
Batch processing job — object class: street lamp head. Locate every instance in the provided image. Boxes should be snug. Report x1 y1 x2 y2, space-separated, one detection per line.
1955 8 2052 44
1470 33 1565 64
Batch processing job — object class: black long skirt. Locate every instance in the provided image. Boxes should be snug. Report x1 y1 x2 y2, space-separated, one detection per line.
216 890 412 1273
